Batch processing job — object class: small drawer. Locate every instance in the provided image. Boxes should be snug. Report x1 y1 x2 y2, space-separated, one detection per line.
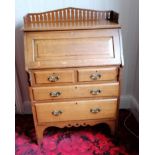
33 69 75 84
32 85 75 101
77 67 118 82
31 82 119 101
35 98 117 123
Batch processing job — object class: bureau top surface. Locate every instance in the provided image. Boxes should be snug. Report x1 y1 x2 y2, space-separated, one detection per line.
23 7 121 31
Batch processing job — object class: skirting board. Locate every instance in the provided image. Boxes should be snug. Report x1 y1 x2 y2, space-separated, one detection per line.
22 95 139 121
120 95 139 121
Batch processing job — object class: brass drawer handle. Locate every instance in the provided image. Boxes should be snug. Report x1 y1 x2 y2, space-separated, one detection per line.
51 110 63 116
48 74 59 82
49 91 61 97
90 108 101 113
90 89 101 95
90 73 101 80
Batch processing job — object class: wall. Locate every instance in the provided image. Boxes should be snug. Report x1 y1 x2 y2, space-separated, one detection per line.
15 0 139 114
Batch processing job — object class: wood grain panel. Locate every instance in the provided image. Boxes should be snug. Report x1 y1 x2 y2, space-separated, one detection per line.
24 29 121 70
35 37 114 59
35 98 117 123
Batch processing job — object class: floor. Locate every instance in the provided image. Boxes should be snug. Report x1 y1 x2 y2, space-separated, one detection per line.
15 109 139 155
115 109 139 155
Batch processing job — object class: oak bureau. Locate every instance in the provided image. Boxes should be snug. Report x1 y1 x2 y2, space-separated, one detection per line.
23 7 124 144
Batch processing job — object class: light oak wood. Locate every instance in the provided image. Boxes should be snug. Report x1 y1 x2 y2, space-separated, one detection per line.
23 8 124 144
30 66 120 86
34 37 113 58
31 105 43 145
24 7 110 24
23 7 120 31
35 98 117 123
78 67 118 82
31 82 119 101
34 118 116 144
23 21 121 31
115 67 124 136
33 69 75 84
24 29 122 70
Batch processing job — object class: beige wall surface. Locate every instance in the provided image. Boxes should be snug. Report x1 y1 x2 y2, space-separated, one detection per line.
15 0 139 113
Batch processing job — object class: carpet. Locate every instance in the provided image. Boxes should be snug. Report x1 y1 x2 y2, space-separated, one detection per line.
15 110 139 155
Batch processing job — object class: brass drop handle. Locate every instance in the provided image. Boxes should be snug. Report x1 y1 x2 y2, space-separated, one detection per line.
90 108 101 113
49 91 61 97
90 89 101 95
48 74 59 82
51 110 63 116
90 73 101 80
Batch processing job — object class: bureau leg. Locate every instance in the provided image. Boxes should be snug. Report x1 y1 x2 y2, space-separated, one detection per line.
35 125 46 145
31 106 46 145
106 120 116 135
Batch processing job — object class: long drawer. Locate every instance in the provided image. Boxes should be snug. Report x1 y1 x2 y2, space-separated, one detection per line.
31 82 119 101
35 98 117 123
